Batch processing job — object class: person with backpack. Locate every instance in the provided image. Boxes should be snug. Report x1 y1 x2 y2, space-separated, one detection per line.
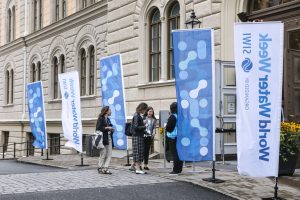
142 106 157 170
96 106 115 174
166 102 183 175
130 102 148 174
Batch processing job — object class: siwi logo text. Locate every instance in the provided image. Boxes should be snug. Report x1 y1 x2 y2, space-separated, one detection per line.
242 33 253 73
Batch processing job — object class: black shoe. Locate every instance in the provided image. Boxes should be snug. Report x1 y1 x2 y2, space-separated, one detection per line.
169 171 179 175
144 166 150 170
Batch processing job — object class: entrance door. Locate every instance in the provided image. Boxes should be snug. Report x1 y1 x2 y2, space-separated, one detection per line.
285 29 300 122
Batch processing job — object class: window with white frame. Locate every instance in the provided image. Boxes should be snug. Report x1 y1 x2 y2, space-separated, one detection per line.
55 0 60 21
79 45 95 96
5 66 14 105
149 8 161 82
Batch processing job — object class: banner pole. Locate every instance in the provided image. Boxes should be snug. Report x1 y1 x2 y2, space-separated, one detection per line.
75 153 89 167
202 161 225 183
262 177 286 200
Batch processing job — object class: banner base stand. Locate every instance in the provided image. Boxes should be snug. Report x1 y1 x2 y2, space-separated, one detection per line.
262 177 286 200
75 153 89 167
202 161 225 184
42 149 53 160
123 150 131 166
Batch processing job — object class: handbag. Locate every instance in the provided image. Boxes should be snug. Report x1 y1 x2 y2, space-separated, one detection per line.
92 131 104 149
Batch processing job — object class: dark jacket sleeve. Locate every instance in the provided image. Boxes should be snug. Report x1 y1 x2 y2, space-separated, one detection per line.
95 116 112 146
166 114 176 132
132 113 146 135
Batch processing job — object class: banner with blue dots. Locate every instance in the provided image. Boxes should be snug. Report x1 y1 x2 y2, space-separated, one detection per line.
100 54 127 150
172 29 215 161
27 81 48 149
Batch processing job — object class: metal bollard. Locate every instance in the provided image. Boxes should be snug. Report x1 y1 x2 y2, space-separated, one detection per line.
14 143 16 158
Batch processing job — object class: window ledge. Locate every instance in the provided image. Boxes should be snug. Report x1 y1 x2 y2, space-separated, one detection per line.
48 99 62 104
48 95 96 103
137 80 175 89
2 104 14 107
80 95 97 100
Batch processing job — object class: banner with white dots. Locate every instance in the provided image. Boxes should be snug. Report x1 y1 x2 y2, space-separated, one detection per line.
172 29 215 162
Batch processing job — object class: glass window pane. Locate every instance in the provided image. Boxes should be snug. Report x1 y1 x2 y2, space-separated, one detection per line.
152 10 160 23
223 94 236 115
170 3 180 17
294 56 300 81
223 66 236 87
223 122 236 143
289 30 300 50
295 90 300 115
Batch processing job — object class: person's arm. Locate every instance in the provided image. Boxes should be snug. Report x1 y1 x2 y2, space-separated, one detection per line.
165 115 176 132
132 114 146 131
96 117 106 132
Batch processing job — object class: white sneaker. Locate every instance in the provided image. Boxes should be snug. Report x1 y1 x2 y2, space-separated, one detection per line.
135 170 145 174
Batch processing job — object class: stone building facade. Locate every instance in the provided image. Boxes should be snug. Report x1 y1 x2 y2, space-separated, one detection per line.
0 0 299 159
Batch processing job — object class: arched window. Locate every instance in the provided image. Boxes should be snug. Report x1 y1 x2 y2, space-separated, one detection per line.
37 62 41 81
80 49 87 96
60 55 65 73
167 2 180 80
5 68 14 104
10 69 14 103
89 46 95 95
8 9 12 42
6 70 10 104
149 8 161 82
53 57 59 99
31 63 36 82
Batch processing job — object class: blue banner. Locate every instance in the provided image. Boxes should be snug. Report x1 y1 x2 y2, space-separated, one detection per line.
100 54 127 150
172 29 215 161
27 81 47 149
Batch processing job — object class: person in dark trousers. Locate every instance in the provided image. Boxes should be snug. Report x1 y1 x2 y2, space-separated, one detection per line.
96 106 115 174
143 106 157 170
166 102 183 175
130 102 148 174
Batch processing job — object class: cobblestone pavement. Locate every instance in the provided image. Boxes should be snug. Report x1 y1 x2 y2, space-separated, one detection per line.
16 153 300 200
0 168 174 195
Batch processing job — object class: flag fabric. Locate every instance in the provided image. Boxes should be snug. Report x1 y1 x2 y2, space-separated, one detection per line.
100 54 127 150
27 81 47 149
234 22 283 177
58 71 83 153
172 29 215 161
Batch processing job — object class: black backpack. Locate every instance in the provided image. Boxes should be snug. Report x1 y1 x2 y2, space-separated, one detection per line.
125 122 133 136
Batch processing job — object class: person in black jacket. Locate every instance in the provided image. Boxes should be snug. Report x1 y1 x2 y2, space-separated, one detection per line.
131 102 148 174
166 102 183 175
96 106 114 174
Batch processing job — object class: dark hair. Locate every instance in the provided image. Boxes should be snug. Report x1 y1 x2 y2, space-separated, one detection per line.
136 102 148 113
170 102 177 114
99 106 110 118
143 106 156 119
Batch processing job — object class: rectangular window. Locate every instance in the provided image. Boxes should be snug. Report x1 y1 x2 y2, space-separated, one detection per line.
63 0 67 18
223 94 236 115
55 0 59 21
223 65 236 87
34 0 38 31
49 134 60 155
223 122 236 144
2 131 9 153
27 132 35 156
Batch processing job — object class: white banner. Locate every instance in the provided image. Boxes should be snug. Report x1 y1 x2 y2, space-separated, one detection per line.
59 71 82 152
234 22 283 177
